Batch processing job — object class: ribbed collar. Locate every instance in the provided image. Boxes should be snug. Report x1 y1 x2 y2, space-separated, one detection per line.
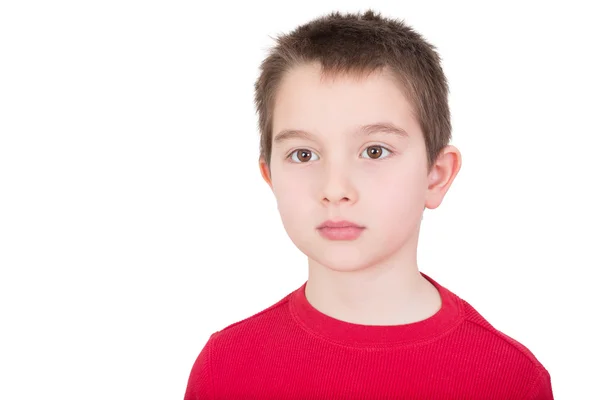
289 272 464 348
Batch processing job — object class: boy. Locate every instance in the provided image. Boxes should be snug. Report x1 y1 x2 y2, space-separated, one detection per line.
185 9 553 399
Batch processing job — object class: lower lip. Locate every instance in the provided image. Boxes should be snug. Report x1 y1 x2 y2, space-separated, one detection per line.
318 227 365 240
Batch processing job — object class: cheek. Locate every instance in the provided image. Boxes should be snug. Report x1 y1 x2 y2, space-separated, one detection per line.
369 166 427 219
272 174 314 226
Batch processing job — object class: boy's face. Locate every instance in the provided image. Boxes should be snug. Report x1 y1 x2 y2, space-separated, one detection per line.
259 63 459 272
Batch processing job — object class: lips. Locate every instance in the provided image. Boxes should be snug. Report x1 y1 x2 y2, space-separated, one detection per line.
317 220 364 229
317 220 365 241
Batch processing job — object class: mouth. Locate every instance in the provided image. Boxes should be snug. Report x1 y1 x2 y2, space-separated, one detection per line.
317 225 365 241
317 219 364 229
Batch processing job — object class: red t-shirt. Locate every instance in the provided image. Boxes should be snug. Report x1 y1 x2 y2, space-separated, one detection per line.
184 273 553 399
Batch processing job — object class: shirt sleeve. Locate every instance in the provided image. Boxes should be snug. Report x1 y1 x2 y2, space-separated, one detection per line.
525 368 554 400
184 333 217 400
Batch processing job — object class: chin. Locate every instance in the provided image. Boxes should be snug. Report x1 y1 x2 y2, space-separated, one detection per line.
309 247 371 273
322 264 367 273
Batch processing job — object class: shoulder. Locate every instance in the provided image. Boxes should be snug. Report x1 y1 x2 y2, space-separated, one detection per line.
459 298 546 370
453 297 553 398
184 292 295 399
209 290 294 346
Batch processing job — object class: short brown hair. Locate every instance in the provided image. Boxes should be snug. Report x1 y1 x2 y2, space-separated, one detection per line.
254 9 452 173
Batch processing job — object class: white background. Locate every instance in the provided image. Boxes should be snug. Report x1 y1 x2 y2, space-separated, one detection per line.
1 1 598 398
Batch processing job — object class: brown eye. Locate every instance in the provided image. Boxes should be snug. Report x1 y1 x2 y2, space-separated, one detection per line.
365 146 386 159
290 149 318 163
360 145 392 160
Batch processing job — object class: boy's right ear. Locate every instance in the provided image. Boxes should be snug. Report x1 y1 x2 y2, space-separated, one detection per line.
259 157 273 189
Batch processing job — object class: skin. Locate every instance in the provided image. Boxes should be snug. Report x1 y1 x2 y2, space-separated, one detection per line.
259 62 462 326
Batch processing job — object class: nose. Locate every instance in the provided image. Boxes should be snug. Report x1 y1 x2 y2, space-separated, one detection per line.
319 164 358 206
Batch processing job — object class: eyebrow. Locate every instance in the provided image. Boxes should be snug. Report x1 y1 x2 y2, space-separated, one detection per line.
273 122 409 145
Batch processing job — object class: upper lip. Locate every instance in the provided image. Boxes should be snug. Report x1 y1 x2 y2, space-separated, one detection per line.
317 220 364 229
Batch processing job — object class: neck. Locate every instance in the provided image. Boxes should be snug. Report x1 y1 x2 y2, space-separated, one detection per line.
304 236 441 326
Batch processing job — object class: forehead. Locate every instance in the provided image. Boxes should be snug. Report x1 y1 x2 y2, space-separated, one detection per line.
272 63 420 143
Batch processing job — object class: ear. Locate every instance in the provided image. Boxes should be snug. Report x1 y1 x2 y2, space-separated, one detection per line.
259 156 273 189
425 145 462 210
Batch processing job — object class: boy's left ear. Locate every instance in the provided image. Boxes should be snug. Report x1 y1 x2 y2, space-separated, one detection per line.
425 145 462 210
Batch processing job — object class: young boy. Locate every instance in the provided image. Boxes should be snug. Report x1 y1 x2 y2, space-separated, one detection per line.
185 9 553 399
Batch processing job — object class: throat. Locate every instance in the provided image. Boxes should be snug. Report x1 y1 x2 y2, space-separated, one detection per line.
305 274 442 326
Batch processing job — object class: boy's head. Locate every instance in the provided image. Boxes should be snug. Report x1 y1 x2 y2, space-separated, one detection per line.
255 10 461 272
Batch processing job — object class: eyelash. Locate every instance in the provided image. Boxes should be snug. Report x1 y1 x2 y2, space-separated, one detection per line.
285 145 395 163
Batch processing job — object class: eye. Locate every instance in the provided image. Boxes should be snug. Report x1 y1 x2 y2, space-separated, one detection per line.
361 145 392 160
289 149 320 163
287 145 393 163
